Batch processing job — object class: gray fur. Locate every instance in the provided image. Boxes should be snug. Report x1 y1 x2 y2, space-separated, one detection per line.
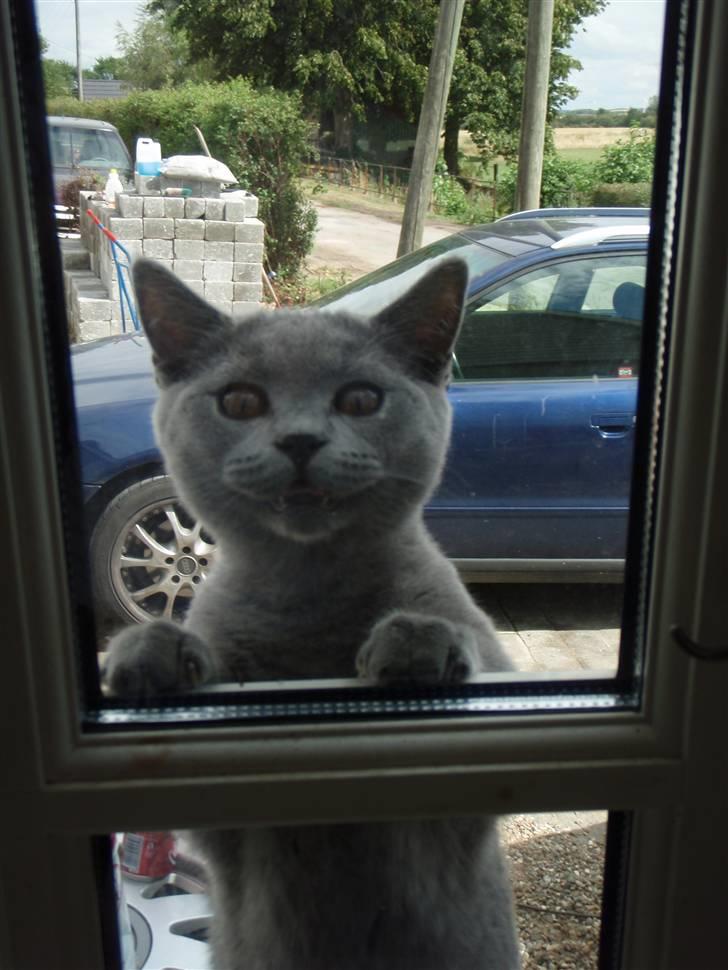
106 258 520 969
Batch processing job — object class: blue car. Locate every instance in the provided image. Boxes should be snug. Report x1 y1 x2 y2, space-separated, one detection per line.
73 208 649 623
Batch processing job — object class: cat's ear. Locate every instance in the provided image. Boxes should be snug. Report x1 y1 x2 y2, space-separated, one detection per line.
373 258 468 384
133 259 232 384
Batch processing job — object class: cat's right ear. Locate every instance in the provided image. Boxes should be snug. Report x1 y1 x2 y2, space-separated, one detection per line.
133 259 232 385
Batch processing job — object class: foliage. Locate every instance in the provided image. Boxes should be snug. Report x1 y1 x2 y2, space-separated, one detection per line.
540 154 596 205
43 57 77 99
496 142 654 214
156 0 602 166
59 170 105 211
47 80 317 274
593 127 656 184
269 268 354 307
84 56 127 80
556 98 658 129
446 0 607 169
38 35 75 98
153 0 433 123
115 10 213 90
590 182 652 207
431 160 468 218
497 153 596 212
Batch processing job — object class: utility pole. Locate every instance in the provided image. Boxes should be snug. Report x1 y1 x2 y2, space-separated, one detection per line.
515 0 554 212
74 0 83 101
397 0 465 257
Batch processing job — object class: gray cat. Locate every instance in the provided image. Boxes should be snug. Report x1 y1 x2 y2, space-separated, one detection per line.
106 257 521 969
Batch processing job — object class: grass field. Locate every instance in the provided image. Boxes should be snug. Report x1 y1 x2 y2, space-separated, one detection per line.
553 126 643 164
556 146 605 163
552 126 639 149
457 126 648 167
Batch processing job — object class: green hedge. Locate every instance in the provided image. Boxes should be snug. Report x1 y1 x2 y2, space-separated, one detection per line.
589 182 652 207
495 153 653 216
496 154 597 212
48 80 317 274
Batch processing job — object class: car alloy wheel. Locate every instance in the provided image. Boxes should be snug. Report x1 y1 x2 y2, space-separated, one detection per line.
90 475 216 624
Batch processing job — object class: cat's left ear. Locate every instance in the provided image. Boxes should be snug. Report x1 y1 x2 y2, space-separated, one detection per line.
133 259 233 385
373 258 468 384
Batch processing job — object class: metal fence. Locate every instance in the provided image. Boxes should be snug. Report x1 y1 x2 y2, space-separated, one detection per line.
304 150 499 219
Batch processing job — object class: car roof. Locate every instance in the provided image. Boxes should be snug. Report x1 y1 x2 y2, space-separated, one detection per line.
47 116 120 132
501 206 650 222
311 211 649 316
462 209 649 254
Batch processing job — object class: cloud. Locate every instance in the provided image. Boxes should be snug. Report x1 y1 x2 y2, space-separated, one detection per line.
35 0 145 68
566 0 667 108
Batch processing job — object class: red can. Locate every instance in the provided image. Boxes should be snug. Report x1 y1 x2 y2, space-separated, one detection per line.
120 831 176 880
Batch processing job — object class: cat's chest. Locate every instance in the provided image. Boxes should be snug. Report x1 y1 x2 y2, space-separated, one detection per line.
187 567 389 680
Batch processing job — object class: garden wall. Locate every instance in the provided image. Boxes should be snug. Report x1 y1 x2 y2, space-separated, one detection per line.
65 190 263 341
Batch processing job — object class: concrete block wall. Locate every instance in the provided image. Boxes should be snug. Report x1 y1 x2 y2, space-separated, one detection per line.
68 190 263 341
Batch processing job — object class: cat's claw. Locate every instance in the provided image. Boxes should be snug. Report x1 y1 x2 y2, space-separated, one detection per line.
357 611 479 685
104 620 214 699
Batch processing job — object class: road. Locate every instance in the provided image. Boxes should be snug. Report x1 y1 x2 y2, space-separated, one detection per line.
307 201 457 276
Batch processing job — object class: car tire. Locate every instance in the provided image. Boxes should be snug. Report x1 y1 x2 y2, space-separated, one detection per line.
89 475 216 625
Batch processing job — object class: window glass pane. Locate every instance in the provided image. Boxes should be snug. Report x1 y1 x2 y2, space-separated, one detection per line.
111 811 609 969
26 0 673 722
456 254 645 380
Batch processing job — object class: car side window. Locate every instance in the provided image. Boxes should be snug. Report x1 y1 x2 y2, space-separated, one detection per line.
49 124 72 167
453 254 646 381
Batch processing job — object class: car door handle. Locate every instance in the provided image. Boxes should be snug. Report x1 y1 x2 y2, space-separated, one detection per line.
591 413 635 438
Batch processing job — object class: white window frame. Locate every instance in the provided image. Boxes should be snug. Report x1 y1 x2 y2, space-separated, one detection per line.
1 1 727 967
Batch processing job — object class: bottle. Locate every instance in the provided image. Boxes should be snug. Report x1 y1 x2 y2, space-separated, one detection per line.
103 168 124 206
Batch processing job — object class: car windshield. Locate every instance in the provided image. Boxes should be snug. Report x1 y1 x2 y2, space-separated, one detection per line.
49 125 130 171
310 232 514 315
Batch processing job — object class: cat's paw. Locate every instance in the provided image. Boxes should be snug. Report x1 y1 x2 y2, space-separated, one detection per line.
357 612 479 685
104 620 214 699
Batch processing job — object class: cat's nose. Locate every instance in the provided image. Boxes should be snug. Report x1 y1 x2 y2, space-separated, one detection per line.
275 433 327 468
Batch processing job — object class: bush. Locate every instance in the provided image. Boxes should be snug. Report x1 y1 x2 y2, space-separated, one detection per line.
59 169 105 210
589 182 652 207
47 80 317 274
540 155 595 207
431 160 469 219
496 154 596 214
593 127 655 184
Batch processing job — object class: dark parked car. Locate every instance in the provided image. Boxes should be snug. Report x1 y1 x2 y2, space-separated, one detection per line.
72 208 649 623
48 115 133 202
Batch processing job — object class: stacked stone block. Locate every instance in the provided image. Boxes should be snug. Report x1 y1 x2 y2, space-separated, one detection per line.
69 190 263 340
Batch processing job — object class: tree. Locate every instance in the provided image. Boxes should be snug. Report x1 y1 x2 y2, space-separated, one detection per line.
444 0 606 172
643 94 659 127
115 10 213 90
39 33 76 98
153 0 604 162
153 0 436 151
593 126 656 184
84 56 126 80
42 59 77 98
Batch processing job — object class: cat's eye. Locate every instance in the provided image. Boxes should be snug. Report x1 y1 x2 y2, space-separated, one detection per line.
218 384 269 420
334 383 383 417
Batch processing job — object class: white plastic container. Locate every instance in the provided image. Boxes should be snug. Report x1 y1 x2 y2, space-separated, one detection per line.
135 137 162 176
103 168 124 206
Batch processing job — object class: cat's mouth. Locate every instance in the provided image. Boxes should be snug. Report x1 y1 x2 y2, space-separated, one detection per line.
270 481 334 512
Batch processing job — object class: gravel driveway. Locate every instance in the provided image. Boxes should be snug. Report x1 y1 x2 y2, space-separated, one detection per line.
308 201 457 275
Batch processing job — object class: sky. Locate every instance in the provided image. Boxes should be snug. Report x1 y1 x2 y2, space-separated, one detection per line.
35 0 667 111
565 0 666 109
